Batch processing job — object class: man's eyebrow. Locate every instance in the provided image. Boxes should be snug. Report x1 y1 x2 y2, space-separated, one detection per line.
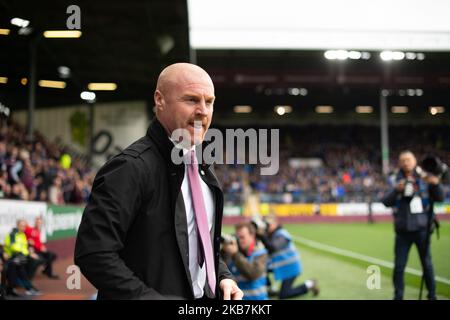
181 93 215 101
181 93 199 99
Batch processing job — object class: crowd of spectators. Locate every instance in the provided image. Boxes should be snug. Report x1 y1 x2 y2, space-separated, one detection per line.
215 125 450 205
1 120 448 206
0 121 94 205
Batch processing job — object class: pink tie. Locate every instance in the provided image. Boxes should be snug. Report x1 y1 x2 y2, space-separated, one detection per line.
186 150 216 295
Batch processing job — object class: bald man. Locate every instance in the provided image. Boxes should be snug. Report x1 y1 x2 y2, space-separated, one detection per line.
382 151 444 300
75 63 243 300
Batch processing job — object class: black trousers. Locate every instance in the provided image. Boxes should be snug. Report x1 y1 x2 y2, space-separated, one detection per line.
0 260 6 299
279 276 308 299
6 261 33 290
393 229 436 300
37 251 57 276
25 256 45 279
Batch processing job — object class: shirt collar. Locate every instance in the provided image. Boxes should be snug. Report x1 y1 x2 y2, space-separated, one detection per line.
168 137 196 157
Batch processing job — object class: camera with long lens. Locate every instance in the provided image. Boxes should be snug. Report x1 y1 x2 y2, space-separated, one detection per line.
420 155 449 183
220 233 237 246
251 215 269 235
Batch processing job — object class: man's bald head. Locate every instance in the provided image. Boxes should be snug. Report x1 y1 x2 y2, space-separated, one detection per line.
154 63 215 146
156 63 214 94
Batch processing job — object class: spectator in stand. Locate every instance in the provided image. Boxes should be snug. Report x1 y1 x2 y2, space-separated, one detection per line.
49 176 65 205
9 182 29 200
38 189 48 202
0 121 94 205
6 146 20 185
0 140 6 169
0 170 10 198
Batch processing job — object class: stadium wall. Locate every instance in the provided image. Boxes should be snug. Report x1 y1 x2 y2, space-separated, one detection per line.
0 200 83 258
12 100 149 168
1 200 449 255
225 202 450 217
223 201 450 224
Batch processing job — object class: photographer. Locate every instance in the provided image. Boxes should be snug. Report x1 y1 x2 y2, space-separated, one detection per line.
382 151 445 300
221 222 269 300
261 215 319 299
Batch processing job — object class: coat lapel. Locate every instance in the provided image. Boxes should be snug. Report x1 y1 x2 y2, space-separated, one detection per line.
148 119 194 296
147 118 224 299
173 186 194 295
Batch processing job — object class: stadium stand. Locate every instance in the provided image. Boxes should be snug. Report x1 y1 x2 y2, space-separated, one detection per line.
2 120 448 206
215 125 450 205
0 120 94 204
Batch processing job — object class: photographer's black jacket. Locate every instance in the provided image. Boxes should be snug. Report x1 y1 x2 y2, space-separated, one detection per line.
75 119 232 299
258 226 289 254
382 169 445 232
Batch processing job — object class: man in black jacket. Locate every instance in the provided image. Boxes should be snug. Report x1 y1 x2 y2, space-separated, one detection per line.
75 63 242 300
382 150 444 300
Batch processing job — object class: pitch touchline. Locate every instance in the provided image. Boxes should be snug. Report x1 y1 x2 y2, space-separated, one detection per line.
291 235 450 285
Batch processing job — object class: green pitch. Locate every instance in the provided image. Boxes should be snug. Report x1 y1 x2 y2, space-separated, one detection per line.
223 220 450 300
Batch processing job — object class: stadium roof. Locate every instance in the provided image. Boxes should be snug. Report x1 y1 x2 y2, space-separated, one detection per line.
0 0 190 108
188 0 450 51
0 0 449 123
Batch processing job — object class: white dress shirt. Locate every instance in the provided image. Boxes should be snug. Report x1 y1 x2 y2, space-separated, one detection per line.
173 142 215 298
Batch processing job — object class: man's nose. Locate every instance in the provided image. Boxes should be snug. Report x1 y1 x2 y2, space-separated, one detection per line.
195 100 208 115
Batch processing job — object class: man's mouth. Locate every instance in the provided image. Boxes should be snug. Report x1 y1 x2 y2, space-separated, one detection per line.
189 121 205 129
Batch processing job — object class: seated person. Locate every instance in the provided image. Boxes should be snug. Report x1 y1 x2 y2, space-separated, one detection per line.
0 246 6 299
4 219 42 296
25 216 59 279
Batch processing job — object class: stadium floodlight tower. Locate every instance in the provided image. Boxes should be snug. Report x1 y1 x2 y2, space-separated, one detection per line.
379 89 390 176
25 26 81 141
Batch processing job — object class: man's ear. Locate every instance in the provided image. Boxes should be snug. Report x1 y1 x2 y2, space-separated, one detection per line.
154 90 164 112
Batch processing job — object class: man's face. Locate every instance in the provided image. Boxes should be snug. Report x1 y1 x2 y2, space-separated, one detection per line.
10 147 18 158
35 217 43 230
54 177 62 187
399 152 417 173
155 67 215 146
267 222 277 233
12 183 21 194
17 220 27 232
236 227 254 251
